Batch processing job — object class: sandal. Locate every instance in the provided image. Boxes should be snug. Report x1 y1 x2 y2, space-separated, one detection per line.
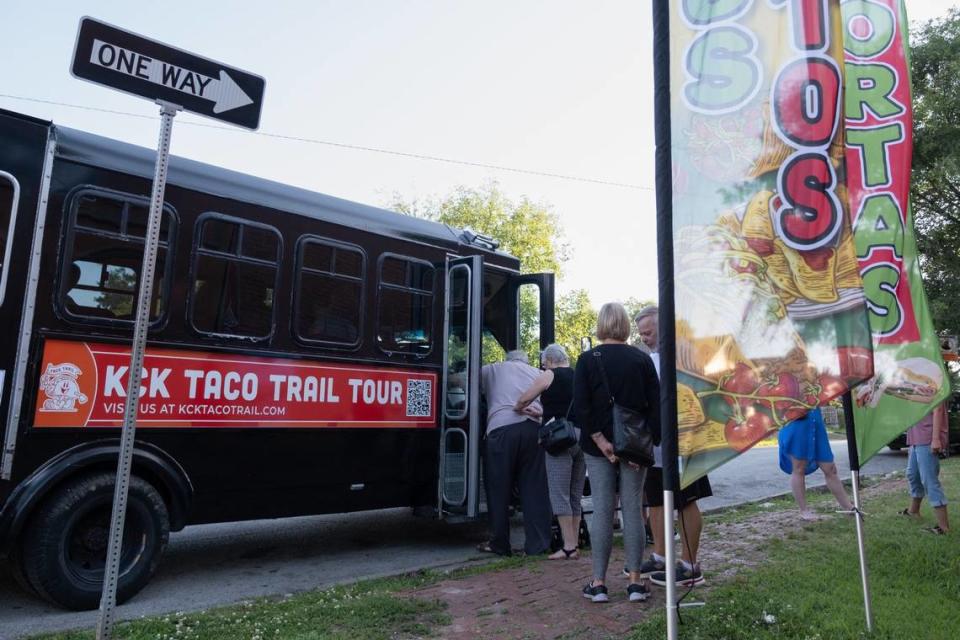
898 508 919 518
548 547 579 560
925 525 947 535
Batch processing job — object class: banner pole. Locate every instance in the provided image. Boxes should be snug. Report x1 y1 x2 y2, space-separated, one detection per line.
652 0 679 637
95 101 179 640
842 391 874 633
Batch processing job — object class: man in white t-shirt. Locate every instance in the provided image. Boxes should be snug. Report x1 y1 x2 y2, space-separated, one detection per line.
478 350 551 556
635 306 711 587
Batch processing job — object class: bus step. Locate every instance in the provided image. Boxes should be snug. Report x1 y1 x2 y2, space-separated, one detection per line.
443 451 466 504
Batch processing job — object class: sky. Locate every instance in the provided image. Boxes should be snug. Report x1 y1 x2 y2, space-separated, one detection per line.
1 0 956 307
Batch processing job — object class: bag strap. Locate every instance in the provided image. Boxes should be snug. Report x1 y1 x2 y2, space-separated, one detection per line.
592 350 616 405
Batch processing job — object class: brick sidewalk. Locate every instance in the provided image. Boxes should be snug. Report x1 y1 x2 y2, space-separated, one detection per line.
405 478 904 639
411 547 668 640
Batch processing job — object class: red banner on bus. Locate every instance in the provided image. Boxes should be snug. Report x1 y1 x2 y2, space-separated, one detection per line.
32 340 437 429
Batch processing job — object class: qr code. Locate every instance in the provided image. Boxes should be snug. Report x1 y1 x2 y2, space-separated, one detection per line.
406 379 432 417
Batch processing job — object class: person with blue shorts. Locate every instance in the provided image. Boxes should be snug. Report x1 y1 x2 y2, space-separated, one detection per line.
778 407 853 519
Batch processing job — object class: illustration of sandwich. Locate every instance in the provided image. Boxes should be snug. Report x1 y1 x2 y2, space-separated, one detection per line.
855 357 943 407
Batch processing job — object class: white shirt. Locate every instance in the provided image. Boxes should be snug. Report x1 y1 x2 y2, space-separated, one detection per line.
650 352 663 468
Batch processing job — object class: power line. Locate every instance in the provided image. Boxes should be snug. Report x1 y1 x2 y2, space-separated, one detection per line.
0 93 653 192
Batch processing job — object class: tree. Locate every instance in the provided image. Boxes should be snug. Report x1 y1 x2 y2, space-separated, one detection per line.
554 289 596 365
391 183 571 363
622 296 657 348
911 8 960 337
392 183 569 275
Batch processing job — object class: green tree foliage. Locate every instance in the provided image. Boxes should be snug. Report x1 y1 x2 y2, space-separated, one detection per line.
392 184 571 363
393 183 569 276
911 8 960 337
554 289 596 365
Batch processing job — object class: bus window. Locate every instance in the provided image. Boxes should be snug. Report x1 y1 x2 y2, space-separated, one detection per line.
480 270 510 363
294 236 364 347
191 214 280 339
59 189 176 322
377 255 434 355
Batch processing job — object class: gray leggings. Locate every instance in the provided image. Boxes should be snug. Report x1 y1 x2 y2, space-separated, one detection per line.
584 453 647 581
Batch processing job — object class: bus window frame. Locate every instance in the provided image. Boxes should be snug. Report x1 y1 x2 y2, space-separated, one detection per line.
188 211 283 343
56 185 179 329
0 171 21 307
375 252 436 357
292 234 366 351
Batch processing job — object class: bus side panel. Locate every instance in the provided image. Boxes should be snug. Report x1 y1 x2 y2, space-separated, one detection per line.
0 113 51 498
11 158 445 525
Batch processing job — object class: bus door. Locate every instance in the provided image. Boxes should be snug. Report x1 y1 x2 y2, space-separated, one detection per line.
0 116 52 480
509 273 555 352
438 255 483 519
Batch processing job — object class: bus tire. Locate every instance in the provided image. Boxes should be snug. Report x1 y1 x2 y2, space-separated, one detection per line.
20 472 169 610
6 545 36 597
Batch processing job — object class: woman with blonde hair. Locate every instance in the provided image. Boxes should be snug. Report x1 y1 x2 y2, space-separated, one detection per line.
574 302 660 603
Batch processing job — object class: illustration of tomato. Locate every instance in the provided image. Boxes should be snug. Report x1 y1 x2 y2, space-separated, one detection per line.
758 373 800 400
724 410 774 452
817 374 846 404
721 363 760 395
755 373 800 417
781 404 808 422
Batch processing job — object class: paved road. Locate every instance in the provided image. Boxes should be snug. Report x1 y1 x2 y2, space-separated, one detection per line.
699 440 907 511
0 444 908 639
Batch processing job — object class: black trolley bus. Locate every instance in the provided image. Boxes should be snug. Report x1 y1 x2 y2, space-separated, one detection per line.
0 108 555 609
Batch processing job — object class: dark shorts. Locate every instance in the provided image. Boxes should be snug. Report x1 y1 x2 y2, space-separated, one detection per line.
643 467 712 509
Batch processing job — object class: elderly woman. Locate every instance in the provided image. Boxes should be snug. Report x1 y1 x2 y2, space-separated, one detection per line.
574 302 660 603
515 344 586 559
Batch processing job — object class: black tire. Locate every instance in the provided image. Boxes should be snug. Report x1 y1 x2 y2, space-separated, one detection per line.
20 472 169 610
6 544 36 597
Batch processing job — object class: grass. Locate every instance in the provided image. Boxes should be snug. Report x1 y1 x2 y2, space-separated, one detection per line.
629 458 960 640
28 554 541 640
29 464 958 640
32 574 448 640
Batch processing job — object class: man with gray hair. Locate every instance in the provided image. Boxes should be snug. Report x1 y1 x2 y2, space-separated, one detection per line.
634 306 712 587
478 350 552 556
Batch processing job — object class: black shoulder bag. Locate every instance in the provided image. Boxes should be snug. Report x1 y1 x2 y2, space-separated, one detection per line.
537 398 577 456
593 350 655 466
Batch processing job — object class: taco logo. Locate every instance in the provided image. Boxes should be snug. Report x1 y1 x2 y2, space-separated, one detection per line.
38 363 89 413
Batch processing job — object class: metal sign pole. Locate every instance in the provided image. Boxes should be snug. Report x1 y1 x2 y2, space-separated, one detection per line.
850 469 874 632
842 391 874 633
662 490 679 638
95 101 179 640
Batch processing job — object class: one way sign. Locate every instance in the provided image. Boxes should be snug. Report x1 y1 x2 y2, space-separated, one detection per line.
71 17 265 130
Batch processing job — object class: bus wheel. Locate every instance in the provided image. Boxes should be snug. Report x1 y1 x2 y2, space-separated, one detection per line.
21 472 169 610
5 545 35 596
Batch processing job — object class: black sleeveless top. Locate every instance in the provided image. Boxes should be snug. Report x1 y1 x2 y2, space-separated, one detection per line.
541 367 575 424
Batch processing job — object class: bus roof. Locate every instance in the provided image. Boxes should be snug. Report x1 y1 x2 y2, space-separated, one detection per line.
29 112 518 267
